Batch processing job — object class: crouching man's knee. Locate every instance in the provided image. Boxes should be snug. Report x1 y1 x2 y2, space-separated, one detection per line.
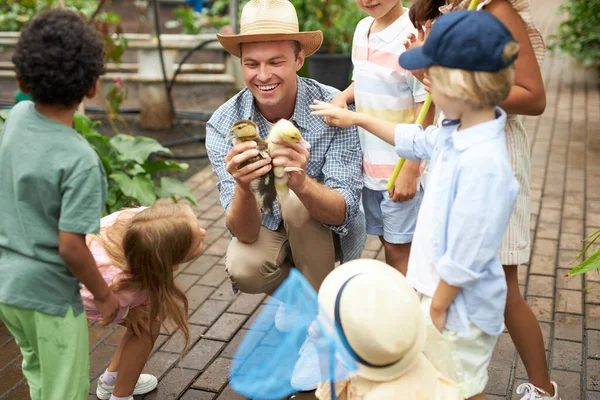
225 238 288 294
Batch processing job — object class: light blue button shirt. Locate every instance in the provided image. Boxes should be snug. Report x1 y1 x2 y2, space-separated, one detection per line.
395 108 519 337
205 77 366 262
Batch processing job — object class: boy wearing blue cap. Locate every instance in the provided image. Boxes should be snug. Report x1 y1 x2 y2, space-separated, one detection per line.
310 10 535 400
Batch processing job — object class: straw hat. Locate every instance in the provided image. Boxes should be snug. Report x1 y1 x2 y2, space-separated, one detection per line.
318 259 426 382
216 0 323 58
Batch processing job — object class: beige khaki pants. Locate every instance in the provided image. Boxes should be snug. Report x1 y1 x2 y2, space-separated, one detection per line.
225 192 339 294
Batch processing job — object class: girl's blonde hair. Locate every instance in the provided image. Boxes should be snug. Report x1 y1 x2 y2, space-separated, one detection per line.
426 41 520 109
92 203 195 356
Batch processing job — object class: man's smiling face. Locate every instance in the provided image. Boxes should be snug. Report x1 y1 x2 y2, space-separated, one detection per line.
240 40 304 113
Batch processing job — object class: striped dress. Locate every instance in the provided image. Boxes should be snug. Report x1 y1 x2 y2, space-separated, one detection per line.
440 0 545 266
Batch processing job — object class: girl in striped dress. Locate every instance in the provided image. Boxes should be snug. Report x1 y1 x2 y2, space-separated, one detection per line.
405 0 555 399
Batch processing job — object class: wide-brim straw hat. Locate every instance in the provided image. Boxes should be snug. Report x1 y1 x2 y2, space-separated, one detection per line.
216 0 323 58
318 259 427 382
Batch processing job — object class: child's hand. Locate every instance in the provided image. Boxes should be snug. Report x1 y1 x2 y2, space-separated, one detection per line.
326 93 349 126
403 20 431 50
389 167 417 202
329 93 348 110
403 20 432 84
423 74 431 93
430 306 448 334
95 290 120 326
310 100 355 129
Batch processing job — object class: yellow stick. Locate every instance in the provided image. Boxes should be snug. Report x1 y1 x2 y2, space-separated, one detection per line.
385 0 480 191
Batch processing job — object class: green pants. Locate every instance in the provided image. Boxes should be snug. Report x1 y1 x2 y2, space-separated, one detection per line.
0 303 90 400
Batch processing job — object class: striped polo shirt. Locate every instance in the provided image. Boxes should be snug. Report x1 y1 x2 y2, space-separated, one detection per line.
352 10 428 190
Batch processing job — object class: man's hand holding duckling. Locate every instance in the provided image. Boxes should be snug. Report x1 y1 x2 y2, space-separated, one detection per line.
269 138 310 192
225 141 272 189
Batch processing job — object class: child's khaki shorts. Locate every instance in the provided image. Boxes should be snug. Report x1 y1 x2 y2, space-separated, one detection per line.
419 294 499 398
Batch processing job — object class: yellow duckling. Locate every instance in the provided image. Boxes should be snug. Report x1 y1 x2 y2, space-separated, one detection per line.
266 119 311 205
226 119 277 214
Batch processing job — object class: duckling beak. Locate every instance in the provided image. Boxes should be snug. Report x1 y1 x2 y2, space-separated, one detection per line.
225 130 236 142
298 138 311 150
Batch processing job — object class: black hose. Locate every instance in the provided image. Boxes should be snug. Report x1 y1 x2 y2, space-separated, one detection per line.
167 38 219 95
150 0 176 117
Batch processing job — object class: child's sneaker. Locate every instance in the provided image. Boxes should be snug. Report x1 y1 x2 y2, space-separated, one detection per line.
290 336 320 391
516 381 560 399
96 373 158 399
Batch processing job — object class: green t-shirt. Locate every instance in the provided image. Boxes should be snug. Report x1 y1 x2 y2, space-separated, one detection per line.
0 101 107 317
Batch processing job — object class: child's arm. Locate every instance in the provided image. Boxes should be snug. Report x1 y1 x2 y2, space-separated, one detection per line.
485 0 546 115
331 82 355 108
310 100 438 161
327 83 355 127
59 231 119 325
433 155 519 329
430 280 461 332
390 100 435 201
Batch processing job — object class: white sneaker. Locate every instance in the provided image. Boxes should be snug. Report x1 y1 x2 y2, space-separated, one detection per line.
290 337 321 392
516 381 561 400
96 373 158 399
274 300 308 333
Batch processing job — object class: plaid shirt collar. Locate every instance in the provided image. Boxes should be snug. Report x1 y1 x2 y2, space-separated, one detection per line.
238 77 311 130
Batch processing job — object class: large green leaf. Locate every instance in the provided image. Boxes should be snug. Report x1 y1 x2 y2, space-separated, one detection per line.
143 160 189 174
110 172 156 206
570 227 600 265
159 177 199 207
569 247 600 276
126 164 146 176
73 112 99 135
0 109 9 134
110 135 172 164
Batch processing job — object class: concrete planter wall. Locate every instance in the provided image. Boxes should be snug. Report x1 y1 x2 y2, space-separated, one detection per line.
0 32 243 127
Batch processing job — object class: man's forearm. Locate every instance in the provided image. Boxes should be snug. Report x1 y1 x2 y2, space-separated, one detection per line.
294 177 346 226
226 185 263 243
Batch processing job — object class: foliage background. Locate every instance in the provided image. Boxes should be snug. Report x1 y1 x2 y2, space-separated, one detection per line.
548 0 600 68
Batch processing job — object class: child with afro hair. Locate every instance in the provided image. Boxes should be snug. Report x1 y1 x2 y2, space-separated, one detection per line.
0 9 119 399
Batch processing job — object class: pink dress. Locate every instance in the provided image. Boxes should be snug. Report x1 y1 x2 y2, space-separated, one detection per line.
80 208 147 324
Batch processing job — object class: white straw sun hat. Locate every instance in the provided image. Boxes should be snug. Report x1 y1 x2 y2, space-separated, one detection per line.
216 0 323 58
318 259 426 382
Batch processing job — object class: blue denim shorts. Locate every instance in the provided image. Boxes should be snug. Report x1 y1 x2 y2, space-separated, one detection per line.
361 187 423 244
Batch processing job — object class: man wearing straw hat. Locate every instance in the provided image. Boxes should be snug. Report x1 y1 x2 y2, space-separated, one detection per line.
206 0 365 340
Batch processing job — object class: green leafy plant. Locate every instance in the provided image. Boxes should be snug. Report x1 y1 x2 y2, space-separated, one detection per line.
568 228 600 276
166 4 232 34
0 109 8 133
548 0 600 67
293 0 365 55
73 113 198 216
0 0 98 31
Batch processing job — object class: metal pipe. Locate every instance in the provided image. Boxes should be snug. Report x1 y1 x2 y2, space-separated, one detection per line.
230 0 239 34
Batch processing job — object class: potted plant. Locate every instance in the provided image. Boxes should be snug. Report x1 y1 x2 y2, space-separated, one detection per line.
293 0 365 90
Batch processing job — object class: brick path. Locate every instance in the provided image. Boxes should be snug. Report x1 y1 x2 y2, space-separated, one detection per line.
1 0 599 398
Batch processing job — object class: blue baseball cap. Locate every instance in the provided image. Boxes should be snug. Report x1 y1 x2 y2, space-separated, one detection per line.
399 10 518 72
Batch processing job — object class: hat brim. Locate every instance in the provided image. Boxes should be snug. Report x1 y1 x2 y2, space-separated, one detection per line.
399 47 435 71
216 31 323 58
318 260 426 382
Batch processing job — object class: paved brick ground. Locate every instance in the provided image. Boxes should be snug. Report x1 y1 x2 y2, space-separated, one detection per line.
1 0 599 398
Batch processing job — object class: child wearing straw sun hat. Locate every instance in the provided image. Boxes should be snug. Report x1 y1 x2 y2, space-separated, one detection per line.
315 259 461 399
311 10 528 399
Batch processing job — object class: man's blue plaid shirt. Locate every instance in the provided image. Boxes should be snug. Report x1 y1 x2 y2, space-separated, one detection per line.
205 77 366 262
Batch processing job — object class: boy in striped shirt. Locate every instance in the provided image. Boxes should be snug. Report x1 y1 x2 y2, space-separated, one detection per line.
331 0 435 274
